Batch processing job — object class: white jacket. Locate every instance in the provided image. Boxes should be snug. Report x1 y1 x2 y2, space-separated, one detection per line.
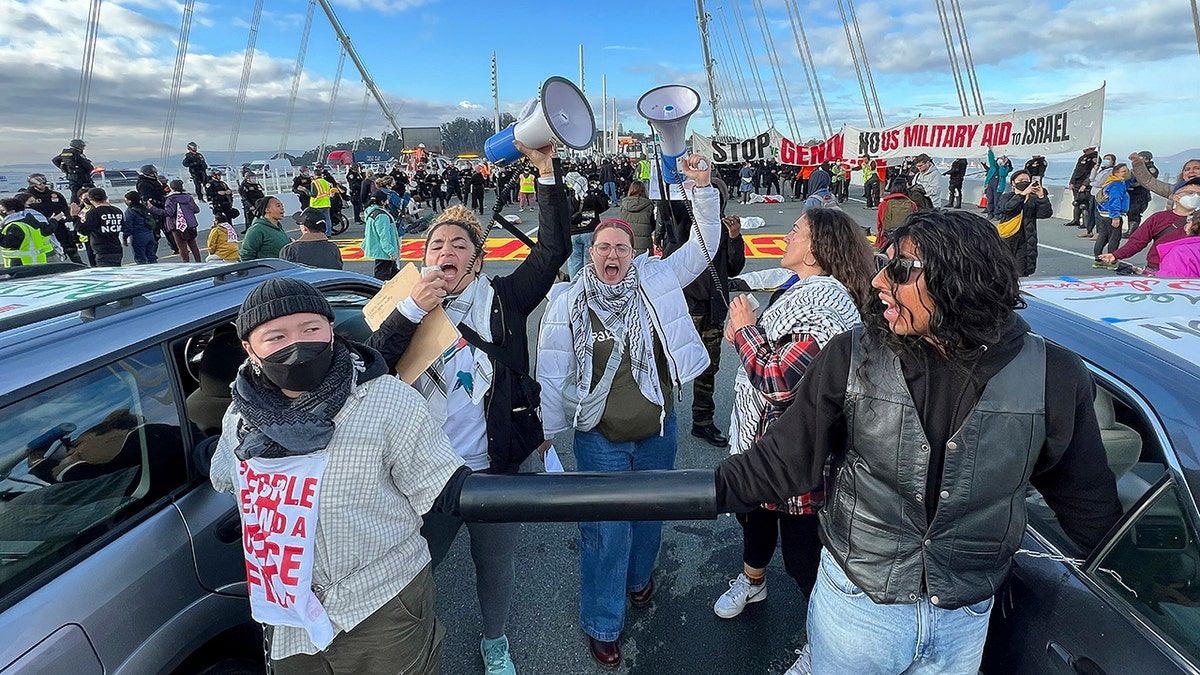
537 186 721 437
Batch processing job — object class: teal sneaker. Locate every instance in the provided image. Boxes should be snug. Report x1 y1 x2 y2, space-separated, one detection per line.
481 635 516 675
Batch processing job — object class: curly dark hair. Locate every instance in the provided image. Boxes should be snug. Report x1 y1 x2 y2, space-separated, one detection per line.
804 208 876 310
863 209 1025 362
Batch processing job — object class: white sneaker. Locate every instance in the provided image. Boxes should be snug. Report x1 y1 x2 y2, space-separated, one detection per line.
713 573 767 619
782 644 812 675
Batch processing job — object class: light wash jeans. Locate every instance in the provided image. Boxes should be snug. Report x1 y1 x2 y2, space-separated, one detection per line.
603 181 618 204
568 232 593 278
573 411 678 642
808 548 993 675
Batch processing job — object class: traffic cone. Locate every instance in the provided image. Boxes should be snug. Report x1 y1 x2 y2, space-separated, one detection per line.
978 194 988 209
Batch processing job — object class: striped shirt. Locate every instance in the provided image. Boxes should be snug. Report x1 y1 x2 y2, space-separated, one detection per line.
210 374 464 659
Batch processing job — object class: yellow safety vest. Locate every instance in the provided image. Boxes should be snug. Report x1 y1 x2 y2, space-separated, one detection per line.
519 175 536 194
1 219 53 267
638 159 651 181
310 178 333 208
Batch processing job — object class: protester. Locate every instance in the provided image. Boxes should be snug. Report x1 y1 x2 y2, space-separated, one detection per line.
569 180 609 278
71 187 97 266
208 277 467 675
618 180 655 256
362 190 400 281
910 153 941 208
1156 212 1200 277
996 169 1053 277
1099 177 1200 272
714 209 1122 674
537 154 719 667
715 208 873 630
240 196 292 261
78 187 125 267
280 209 344 270
1082 153 1118 239
801 167 838 212
205 217 242 262
738 162 754 204
120 191 160 264
982 147 1011 219
1093 163 1131 258
21 172 82 263
367 142 570 675
1130 153 1200 199
164 180 203 263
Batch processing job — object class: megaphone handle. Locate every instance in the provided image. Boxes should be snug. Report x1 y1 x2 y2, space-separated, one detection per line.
671 173 728 310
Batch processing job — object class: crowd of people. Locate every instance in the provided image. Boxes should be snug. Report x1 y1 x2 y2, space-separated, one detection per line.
155 132 1200 675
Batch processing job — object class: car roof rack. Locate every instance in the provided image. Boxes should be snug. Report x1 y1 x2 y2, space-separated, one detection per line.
0 260 295 334
0 262 87 282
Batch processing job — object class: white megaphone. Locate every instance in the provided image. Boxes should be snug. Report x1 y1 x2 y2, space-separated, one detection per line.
485 76 595 164
637 84 701 183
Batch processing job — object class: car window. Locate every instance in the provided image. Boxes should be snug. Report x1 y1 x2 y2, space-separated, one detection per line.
0 347 186 597
326 290 376 343
1090 480 1200 664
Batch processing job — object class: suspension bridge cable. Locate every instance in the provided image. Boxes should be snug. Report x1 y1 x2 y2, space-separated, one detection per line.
783 0 829 138
317 49 347 164
751 0 800 140
352 86 370 151
226 0 264 166
73 0 103 140
160 0 196 168
279 0 316 157
949 0 985 114
714 24 753 137
712 57 748 138
696 1 723 138
934 0 970 116
845 0 884 125
791 0 832 136
728 0 776 129
835 0 875 127
714 6 763 132
1193 0 1200 60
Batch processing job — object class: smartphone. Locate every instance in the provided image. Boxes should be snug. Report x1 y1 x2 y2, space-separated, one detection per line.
1031 177 1041 186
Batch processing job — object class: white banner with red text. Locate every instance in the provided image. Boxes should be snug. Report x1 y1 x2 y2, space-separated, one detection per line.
237 454 335 650
843 85 1105 159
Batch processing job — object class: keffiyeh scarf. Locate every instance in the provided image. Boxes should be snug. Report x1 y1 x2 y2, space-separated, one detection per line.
569 262 662 409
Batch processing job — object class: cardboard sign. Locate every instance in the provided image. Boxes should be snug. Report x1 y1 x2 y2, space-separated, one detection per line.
362 263 459 384
237 454 334 649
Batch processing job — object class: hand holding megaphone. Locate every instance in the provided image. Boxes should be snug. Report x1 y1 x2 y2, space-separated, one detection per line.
513 140 556 177
678 154 713 188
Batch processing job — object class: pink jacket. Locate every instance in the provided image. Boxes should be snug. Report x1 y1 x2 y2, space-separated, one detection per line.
1156 235 1200 277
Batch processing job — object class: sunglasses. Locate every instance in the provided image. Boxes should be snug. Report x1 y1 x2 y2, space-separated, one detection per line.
874 253 925 285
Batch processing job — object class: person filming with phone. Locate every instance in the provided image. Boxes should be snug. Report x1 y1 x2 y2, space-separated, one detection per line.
995 169 1052 277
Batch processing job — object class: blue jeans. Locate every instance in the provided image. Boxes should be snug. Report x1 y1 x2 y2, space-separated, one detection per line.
603 181 618 204
320 208 332 237
985 178 999 218
568 232 592 278
573 411 678 642
808 548 993 674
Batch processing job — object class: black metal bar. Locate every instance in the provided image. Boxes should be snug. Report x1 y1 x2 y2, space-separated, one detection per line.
458 469 719 523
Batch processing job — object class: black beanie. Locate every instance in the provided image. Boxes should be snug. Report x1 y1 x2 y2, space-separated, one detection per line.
236 277 335 340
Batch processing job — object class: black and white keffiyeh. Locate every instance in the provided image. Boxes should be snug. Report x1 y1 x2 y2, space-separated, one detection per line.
569 262 663 408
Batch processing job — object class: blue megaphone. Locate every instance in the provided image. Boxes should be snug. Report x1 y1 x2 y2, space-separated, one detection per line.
484 77 596 164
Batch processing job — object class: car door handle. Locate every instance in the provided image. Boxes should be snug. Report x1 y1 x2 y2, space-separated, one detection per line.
1047 642 1107 675
215 512 242 544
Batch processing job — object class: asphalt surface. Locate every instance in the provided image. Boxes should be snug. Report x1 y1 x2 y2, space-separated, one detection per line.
161 184 1145 674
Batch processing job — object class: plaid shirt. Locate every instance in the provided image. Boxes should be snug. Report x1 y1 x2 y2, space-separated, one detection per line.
733 326 824 514
211 374 464 659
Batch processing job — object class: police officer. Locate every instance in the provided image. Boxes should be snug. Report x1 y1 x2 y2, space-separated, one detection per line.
181 142 208 200
205 169 236 223
135 164 177 255
292 166 313 211
0 197 55 267
21 173 82 264
52 139 95 201
238 172 266 231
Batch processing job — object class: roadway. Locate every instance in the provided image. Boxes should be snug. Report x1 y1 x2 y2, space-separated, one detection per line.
160 185 1134 674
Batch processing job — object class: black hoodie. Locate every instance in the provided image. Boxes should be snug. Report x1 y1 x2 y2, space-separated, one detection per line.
715 314 1122 553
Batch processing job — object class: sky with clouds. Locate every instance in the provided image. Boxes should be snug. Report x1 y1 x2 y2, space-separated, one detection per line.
1 0 1197 168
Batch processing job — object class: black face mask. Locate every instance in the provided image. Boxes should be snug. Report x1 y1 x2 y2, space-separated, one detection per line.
257 340 334 392
1013 181 1031 190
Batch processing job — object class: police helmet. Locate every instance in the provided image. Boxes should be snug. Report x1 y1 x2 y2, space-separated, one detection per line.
140 164 158 177
69 139 86 149
27 173 48 186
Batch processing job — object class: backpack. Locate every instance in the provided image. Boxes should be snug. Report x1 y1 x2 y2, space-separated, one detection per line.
876 194 918 246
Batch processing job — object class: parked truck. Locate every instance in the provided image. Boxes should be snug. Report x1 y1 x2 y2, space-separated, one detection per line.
325 150 393 167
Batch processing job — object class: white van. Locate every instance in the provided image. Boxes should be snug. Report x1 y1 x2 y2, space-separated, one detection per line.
245 159 293 176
